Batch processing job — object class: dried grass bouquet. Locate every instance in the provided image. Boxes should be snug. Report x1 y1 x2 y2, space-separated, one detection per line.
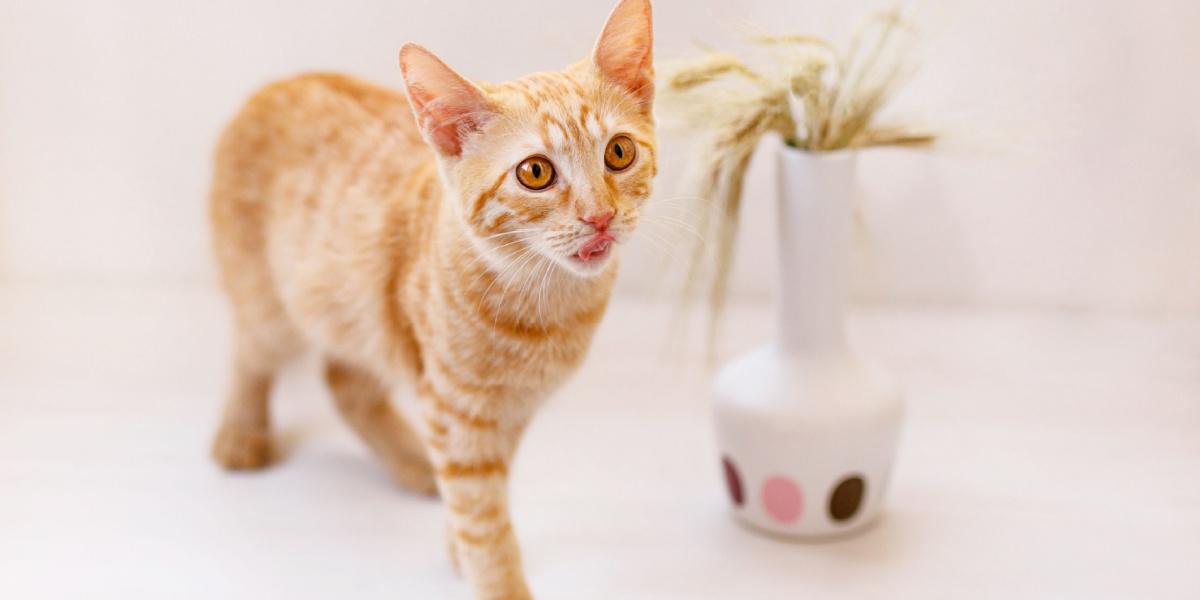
657 9 935 332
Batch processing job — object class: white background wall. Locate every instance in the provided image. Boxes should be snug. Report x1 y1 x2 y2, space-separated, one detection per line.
1 0 1197 312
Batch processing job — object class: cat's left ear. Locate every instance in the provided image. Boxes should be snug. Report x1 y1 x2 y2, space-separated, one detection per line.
592 0 654 111
399 43 496 157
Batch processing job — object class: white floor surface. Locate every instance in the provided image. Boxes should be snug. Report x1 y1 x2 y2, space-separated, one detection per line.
1 284 1198 599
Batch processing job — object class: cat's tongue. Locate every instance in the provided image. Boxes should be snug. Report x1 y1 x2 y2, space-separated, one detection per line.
577 233 614 262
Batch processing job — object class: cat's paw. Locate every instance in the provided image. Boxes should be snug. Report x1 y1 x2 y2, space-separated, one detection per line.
211 426 273 470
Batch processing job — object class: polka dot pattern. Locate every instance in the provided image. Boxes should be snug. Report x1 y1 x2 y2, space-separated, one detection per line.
829 475 866 522
721 456 744 507
761 476 803 524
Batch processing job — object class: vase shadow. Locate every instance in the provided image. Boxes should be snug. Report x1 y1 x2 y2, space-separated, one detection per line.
817 508 913 564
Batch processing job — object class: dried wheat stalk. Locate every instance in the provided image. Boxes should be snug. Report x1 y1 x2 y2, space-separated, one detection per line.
657 9 935 341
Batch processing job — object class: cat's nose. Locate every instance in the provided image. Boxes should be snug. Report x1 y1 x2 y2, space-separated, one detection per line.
582 210 615 232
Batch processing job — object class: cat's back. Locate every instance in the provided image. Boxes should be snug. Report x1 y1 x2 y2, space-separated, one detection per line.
213 72 426 179
211 71 434 274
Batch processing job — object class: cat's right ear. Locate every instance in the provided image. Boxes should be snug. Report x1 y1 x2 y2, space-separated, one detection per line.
399 43 495 157
592 0 654 111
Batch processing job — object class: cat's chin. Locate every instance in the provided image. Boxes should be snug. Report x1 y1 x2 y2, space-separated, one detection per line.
559 251 615 278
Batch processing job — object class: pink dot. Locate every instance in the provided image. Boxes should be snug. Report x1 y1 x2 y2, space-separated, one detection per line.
762 476 803 524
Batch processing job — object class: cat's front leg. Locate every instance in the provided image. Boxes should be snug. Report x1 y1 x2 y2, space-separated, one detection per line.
419 379 533 600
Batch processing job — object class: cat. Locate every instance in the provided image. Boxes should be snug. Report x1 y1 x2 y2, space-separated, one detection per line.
207 0 655 597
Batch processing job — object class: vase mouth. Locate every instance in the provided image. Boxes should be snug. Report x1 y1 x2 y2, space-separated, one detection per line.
779 143 857 161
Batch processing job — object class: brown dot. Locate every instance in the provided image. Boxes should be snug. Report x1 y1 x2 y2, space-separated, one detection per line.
829 475 866 522
722 456 744 507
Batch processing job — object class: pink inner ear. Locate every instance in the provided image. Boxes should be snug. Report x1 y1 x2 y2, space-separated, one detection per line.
411 90 486 157
400 44 493 157
593 0 654 106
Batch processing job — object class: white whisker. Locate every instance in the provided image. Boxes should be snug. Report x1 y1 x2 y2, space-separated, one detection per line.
492 248 543 337
642 215 706 244
474 245 537 319
638 227 688 268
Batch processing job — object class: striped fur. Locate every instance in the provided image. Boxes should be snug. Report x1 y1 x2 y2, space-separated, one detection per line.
209 1 654 598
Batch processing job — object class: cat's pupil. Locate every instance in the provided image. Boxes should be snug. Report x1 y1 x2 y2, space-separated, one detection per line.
531 163 542 178
614 144 624 158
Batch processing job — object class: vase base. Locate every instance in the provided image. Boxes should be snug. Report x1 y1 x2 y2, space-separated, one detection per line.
731 509 883 543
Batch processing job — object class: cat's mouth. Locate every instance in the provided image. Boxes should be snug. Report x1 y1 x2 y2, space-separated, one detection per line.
573 232 615 264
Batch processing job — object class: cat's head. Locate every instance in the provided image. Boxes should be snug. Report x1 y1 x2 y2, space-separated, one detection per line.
399 0 655 277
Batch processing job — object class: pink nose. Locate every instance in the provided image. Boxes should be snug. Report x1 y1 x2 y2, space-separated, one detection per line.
582 211 615 231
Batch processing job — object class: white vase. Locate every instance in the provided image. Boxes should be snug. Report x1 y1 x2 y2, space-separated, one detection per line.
712 145 904 540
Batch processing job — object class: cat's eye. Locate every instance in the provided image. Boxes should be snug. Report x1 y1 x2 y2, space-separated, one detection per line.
515 156 555 191
604 135 637 172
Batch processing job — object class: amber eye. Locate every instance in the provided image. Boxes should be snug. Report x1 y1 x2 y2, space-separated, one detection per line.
515 156 555 191
604 135 637 172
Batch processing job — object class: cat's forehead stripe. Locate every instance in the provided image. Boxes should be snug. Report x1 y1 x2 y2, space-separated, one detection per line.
487 69 649 173
534 106 604 154
545 114 568 148
580 103 603 138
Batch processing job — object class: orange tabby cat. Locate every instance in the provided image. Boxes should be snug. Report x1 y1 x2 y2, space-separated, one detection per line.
208 0 654 597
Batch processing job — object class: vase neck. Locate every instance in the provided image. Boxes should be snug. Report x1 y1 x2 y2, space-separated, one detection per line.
775 148 855 355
